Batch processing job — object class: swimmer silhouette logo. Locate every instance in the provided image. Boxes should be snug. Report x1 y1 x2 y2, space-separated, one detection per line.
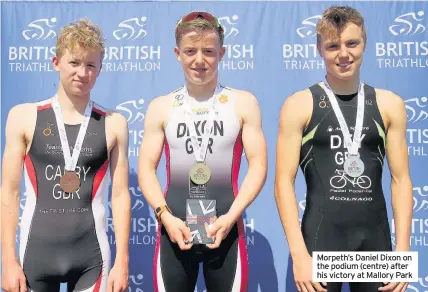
389 11 425 36
116 99 146 124
296 15 322 38
406 96 428 123
376 11 427 69
116 99 146 157
413 186 428 213
405 96 428 156
22 17 57 40
128 273 145 292
104 17 160 72
218 15 254 70
407 275 428 292
113 17 147 40
218 15 239 39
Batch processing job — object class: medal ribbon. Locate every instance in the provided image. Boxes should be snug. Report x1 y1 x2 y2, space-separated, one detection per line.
319 80 365 156
52 95 93 171
181 84 222 162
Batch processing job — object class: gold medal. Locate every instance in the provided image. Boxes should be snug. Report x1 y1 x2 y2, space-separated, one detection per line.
60 171 80 193
189 162 211 185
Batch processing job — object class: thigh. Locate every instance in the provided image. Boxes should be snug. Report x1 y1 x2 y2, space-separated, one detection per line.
324 282 343 292
67 266 104 292
350 281 386 292
23 254 61 292
154 227 199 292
204 224 248 292
26 279 60 292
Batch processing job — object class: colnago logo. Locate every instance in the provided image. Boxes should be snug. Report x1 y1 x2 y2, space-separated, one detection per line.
9 17 58 72
116 98 146 157
407 275 428 292
413 185 428 213
376 11 428 69
103 16 160 72
283 14 324 70
218 15 254 71
128 273 145 292
405 96 428 156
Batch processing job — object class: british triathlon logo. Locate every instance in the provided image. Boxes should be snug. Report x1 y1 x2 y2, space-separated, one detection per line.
296 15 322 38
389 11 425 36
103 16 160 72
283 14 324 71
116 98 146 157
127 273 145 292
107 185 157 246
9 17 58 72
413 185 428 213
407 276 428 292
113 17 148 40
376 11 428 69
218 15 239 39
22 18 57 40
405 96 428 157
218 14 254 71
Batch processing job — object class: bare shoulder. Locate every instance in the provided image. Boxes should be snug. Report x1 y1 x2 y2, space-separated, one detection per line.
282 88 312 110
375 88 406 126
6 102 38 131
148 92 175 112
375 88 405 110
280 89 312 125
228 87 258 107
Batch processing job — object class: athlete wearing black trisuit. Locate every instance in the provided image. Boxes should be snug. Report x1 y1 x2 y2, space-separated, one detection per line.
20 100 110 292
300 83 391 291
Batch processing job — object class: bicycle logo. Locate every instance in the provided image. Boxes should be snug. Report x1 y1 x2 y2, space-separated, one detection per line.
330 169 371 189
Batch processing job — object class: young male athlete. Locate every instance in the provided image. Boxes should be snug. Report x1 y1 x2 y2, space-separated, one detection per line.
1 19 130 292
138 11 267 292
275 6 412 292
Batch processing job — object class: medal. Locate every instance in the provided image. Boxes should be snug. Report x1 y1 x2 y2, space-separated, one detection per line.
344 155 365 178
60 171 81 193
190 162 211 185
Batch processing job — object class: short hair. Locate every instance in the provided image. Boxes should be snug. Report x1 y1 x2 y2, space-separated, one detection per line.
316 6 366 45
56 18 105 62
175 13 225 47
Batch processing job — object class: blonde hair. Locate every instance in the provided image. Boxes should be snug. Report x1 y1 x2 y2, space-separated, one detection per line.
175 18 224 47
56 18 105 62
316 6 366 45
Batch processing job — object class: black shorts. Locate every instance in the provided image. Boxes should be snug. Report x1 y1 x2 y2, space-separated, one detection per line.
153 222 248 292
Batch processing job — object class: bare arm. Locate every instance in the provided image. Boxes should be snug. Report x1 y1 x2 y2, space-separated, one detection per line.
108 112 131 264
385 92 413 251
1 105 30 264
274 91 311 259
227 91 267 222
137 97 167 211
138 96 192 250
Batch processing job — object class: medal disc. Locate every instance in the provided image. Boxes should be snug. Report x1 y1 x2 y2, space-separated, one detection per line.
189 162 211 185
344 156 365 178
60 171 81 193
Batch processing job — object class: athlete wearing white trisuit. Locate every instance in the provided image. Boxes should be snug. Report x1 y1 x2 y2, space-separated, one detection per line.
154 85 248 292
